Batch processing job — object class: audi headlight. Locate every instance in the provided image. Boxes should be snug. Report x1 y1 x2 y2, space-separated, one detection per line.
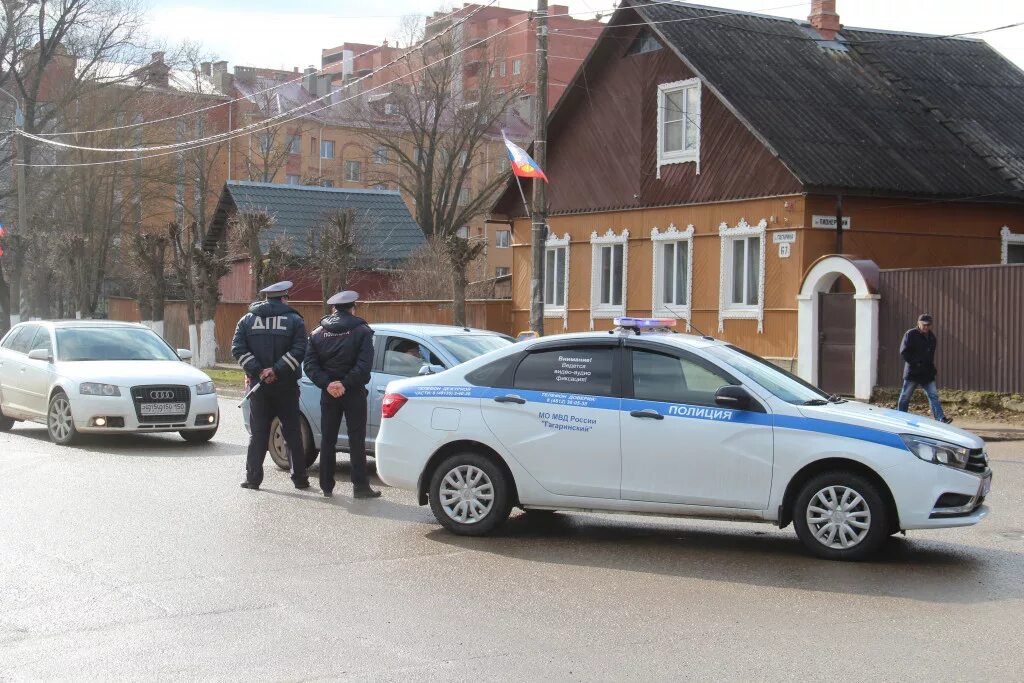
79 382 121 397
196 381 216 396
901 434 970 470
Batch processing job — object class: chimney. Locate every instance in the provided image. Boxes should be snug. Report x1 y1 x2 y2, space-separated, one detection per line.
145 51 170 88
151 50 165 64
303 66 317 96
212 60 228 75
200 61 212 76
808 0 841 40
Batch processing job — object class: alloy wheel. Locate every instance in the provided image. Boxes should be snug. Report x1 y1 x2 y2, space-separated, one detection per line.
806 485 872 550
49 396 73 442
439 464 495 524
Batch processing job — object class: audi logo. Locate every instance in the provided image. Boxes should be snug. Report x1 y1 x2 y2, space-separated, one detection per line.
149 390 176 400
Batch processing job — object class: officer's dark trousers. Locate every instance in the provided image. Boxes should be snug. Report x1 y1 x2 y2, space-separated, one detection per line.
319 387 369 494
246 384 306 486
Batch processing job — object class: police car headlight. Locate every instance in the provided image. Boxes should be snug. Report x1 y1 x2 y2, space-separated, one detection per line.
901 434 969 470
195 381 216 396
79 382 121 397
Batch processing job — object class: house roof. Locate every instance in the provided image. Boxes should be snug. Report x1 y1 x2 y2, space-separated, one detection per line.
206 181 426 267
629 0 1024 199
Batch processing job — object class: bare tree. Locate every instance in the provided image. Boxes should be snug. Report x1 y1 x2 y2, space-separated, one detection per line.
346 26 520 324
392 237 492 301
128 232 169 335
1 0 150 321
229 210 291 295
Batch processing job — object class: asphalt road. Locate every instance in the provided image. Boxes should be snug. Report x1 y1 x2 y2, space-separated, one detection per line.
1 399 1022 681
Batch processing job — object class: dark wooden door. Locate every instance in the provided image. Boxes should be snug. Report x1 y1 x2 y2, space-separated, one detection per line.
818 293 855 396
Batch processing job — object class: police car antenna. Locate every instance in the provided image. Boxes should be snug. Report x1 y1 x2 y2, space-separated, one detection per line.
664 304 714 341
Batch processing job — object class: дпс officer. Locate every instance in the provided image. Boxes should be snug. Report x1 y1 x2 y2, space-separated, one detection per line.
303 290 380 499
232 281 309 491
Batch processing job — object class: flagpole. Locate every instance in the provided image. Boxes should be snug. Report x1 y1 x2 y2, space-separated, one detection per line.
513 173 532 221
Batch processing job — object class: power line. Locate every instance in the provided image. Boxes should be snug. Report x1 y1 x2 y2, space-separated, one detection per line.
20 18 533 168
17 3 511 155
34 0 504 139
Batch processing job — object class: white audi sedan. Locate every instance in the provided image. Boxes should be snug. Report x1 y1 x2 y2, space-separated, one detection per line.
0 320 219 445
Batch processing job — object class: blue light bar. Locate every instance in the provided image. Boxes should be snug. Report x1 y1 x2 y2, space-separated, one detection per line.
614 317 677 329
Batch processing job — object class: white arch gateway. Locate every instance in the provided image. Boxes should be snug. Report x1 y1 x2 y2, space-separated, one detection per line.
796 255 881 400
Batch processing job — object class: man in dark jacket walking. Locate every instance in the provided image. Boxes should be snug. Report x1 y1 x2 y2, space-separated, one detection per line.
303 290 381 499
897 313 952 424
232 281 309 490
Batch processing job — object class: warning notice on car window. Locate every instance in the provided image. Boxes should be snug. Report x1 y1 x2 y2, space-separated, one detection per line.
553 353 594 384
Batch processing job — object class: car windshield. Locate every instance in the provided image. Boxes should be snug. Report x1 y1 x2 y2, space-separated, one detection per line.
434 334 514 364
705 344 829 405
56 327 180 362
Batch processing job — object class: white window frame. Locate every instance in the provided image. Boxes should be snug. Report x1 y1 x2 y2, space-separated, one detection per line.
495 229 511 248
499 61 507 77
512 59 522 75
345 160 361 181
373 146 388 164
544 232 571 327
718 218 766 333
320 139 335 159
651 223 694 326
285 174 301 185
656 78 701 179
286 134 301 154
1001 226 1024 264
590 229 629 327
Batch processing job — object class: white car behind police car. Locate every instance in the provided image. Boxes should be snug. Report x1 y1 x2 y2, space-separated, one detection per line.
0 320 219 445
375 318 992 561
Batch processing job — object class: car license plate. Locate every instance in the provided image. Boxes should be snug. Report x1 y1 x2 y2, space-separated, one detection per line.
981 475 992 497
140 402 186 416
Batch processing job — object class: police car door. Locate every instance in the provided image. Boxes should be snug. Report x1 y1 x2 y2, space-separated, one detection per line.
479 340 622 499
619 342 773 510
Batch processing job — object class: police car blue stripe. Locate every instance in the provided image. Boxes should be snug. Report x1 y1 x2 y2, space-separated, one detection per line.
400 385 908 451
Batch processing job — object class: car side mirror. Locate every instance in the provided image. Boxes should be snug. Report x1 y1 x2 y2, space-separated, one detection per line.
177 349 193 361
27 348 53 363
715 385 755 411
418 363 446 376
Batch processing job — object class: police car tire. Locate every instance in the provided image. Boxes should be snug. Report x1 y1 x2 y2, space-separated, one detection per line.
268 416 317 471
792 471 889 562
429 452 513 537
0 412 13 431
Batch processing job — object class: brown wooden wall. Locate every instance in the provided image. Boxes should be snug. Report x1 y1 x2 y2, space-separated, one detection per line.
877 264 1024 393
496 19 802 217
111 297 514 364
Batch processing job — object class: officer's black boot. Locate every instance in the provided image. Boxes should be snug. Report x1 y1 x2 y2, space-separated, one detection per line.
353 485 381 499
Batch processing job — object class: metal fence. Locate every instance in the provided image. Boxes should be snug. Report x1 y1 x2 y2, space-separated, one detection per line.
877 264 1024 393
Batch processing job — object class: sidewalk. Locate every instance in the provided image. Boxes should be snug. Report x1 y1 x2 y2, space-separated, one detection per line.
953 422 1024 443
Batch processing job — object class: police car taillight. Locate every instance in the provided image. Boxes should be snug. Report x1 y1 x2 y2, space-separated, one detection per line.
381 393 408 419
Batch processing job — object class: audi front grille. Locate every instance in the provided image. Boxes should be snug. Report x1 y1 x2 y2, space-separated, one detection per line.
130 385 191 424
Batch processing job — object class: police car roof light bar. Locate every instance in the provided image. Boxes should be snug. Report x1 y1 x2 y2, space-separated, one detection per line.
613 317 677 334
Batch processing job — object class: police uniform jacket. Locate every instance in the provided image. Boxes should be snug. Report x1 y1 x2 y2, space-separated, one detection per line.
303 312 374 392
231 299 307 384
900 327 938 384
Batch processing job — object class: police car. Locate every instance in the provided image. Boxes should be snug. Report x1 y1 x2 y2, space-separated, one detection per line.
375 318 992 561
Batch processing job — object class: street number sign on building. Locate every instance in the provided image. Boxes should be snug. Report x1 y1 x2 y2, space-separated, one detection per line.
811 215 851 229
778 243 791 258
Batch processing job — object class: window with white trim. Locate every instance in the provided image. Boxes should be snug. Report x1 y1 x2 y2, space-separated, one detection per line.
657 78 700 178
345 160 361 181
1001 226 1024 264
320 139 335 159
512 59 522 75
544 234 570 319
651 224 694 319
286 134 301 154
373 146 388 164
718 219 767 332
590 229 629 321
286 174 301 185
499 61 507 77
495 230 511 248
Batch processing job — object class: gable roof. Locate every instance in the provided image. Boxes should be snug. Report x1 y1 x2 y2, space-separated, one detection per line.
206 181 425 267
501 0 1024 209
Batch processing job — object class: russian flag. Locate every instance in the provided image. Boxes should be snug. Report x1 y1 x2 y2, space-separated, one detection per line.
502 133 548 183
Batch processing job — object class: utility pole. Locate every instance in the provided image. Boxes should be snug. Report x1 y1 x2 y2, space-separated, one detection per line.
529 0 548 335
0 88 25 325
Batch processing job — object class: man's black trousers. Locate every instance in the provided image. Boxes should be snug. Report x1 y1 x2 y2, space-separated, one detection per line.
319 387 369 494
246 383 306 486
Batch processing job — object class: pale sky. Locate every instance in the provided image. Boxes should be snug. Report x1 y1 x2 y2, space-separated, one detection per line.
143 0 1024 71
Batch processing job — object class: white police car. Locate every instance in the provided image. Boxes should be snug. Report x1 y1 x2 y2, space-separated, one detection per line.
375 318 992 561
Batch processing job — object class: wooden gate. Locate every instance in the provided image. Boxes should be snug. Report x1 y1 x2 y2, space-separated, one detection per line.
818 293 855 396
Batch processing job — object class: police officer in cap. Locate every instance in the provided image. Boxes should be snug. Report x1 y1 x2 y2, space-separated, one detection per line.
303 290 380 498
232 281 309 490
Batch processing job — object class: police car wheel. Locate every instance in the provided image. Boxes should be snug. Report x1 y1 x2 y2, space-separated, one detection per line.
429 453 512 537
268 416 317 470
793 471 889 561
47 391 79 445
0 412 14 431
